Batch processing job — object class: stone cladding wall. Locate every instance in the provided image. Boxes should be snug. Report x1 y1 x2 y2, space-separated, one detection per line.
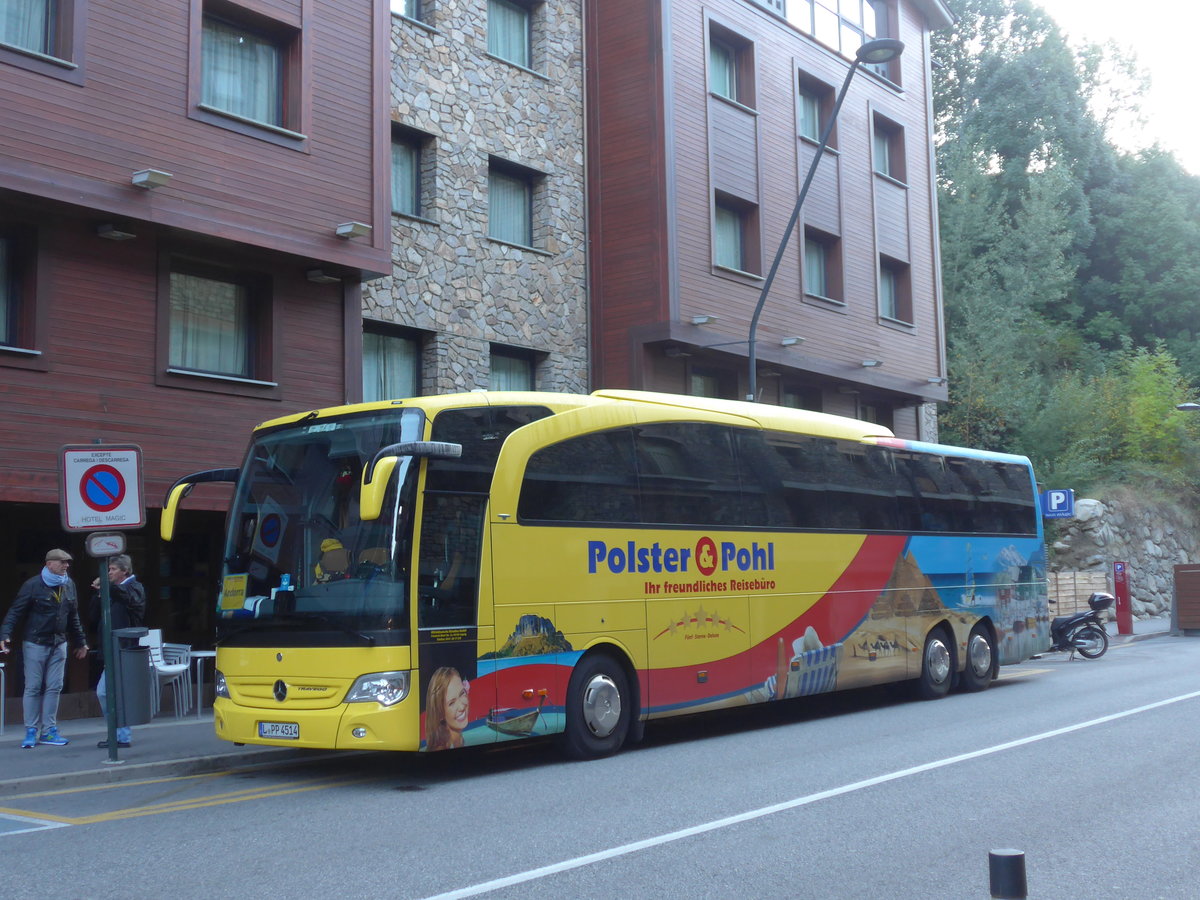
1048 486 1200 619
365 2 588 394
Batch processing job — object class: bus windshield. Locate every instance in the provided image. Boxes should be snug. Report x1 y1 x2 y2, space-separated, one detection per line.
217 408 425 647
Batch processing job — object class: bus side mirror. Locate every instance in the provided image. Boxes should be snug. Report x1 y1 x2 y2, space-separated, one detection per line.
360 441 462 522
160 467 240 541
161 482 192 542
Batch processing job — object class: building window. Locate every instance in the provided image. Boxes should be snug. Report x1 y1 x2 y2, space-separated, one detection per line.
490 346 535 390
363 324 420 402
797 73 833 144
0 237 15 346
488 0 531 69
804 228 841 301
879 256 912 323
169 271 253 377
714 192 759 275
708 24 754 108
1 0 57 55
488 158 537 247
783 386 822 411
0 230 43 364
201 8 298 130
0 0 83 80
873 113 906 182
391 128 428 218
784 1 897 83
390 0 422 20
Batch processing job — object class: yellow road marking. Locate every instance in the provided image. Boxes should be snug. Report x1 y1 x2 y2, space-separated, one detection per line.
998 667 1052 679
5 769 230 801
0 773 373 826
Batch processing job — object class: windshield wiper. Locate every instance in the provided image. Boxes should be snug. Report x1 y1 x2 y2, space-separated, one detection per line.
219 613 376 646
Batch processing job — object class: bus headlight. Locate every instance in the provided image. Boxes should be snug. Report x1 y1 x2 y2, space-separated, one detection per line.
214 669 230 699
345 671 409 707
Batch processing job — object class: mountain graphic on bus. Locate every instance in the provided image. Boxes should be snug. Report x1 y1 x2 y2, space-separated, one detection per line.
481 614 574 659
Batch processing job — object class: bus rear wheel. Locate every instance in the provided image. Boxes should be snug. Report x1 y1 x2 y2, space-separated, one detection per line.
917 628 953 700
959 626 994 693
560 653 631 760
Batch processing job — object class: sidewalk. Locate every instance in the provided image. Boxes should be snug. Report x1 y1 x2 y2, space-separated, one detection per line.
0 713 325 799
1106 613 1173 643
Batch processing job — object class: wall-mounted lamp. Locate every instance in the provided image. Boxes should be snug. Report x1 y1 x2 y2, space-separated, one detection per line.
335 221 372 239
306 268 342 284
96 224 136 241
780 336 804 347
131 168 172 189
691 315 718 326
926 376 947 385
861 359 883 368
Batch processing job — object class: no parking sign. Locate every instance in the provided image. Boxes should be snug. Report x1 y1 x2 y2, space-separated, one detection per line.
59 444 145 532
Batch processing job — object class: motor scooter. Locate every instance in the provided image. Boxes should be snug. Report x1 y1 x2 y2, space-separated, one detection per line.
1047 591 1114 659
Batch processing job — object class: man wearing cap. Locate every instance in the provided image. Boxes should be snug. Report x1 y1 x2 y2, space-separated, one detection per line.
0 549 89 748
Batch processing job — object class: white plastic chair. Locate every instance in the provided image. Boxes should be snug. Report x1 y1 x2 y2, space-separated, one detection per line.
140 630 191 718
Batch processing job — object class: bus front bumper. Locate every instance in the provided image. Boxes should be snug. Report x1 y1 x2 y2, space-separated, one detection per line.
213 696 422 751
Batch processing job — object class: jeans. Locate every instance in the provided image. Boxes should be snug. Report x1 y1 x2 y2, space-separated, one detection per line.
96 669 133 744
22 641 67 734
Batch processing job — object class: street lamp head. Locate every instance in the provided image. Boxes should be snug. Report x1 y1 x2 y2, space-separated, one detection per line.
1176 402 1200 412
855 39 904 65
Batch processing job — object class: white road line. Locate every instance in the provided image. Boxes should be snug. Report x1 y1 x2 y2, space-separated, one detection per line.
423 688 1200 900
0 813 70 837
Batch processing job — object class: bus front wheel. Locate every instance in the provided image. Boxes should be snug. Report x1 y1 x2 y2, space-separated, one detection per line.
560 653 631 760
917 628 953 700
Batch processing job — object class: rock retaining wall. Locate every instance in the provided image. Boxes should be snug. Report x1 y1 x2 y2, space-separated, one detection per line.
1047 487 1200 619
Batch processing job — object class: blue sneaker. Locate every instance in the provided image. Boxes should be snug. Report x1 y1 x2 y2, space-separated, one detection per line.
21 727 37 749
38 727 68 746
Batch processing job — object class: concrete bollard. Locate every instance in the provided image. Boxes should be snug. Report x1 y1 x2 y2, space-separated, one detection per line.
989 849 1027 899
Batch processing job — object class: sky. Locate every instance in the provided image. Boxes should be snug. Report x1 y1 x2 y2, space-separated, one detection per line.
1033 0 1200 174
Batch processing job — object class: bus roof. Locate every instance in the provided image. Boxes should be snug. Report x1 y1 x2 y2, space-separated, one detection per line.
249 389 1030 467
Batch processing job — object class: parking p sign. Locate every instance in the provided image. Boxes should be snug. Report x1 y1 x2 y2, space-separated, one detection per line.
60 444 145 532
1040 488 1075 519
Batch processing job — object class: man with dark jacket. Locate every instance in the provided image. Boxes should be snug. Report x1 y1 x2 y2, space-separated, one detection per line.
91 554 146 748
0 548 89 748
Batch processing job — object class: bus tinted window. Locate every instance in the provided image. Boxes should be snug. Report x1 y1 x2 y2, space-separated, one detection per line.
428 406 552 494
519 429 640 523
517 423 1037 536
633 423 741 527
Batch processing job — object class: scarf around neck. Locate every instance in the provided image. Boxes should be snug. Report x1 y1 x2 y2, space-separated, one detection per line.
41 567 70 588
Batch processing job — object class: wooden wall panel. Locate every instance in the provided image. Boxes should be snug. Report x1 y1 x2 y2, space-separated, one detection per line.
587 0 670 388
0 207 347 510
0 0 388 275
709 99 759 202
874 177 911 262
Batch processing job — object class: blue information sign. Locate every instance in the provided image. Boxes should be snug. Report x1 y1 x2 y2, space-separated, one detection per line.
1040 489 1075 519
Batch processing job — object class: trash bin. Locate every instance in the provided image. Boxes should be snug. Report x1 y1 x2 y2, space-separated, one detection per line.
111 627 152 727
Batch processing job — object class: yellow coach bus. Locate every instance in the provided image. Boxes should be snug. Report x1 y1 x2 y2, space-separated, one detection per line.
162 390 1048 759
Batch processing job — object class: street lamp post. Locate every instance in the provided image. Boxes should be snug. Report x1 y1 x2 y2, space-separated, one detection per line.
746 38 904 402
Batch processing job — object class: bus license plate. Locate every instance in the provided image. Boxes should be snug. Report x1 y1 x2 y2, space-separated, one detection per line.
259 721 299 739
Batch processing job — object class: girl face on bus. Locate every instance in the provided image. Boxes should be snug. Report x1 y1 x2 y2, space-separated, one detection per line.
443 674 470 735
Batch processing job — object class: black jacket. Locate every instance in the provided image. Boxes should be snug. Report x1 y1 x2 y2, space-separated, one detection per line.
89 575 147 644
1 574 86 648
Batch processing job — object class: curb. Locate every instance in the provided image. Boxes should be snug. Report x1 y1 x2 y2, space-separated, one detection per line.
0 746 330 800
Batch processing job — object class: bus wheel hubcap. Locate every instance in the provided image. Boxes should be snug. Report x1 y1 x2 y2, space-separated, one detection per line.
582 674 622 737
927 639 951 685
968 633 991 677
